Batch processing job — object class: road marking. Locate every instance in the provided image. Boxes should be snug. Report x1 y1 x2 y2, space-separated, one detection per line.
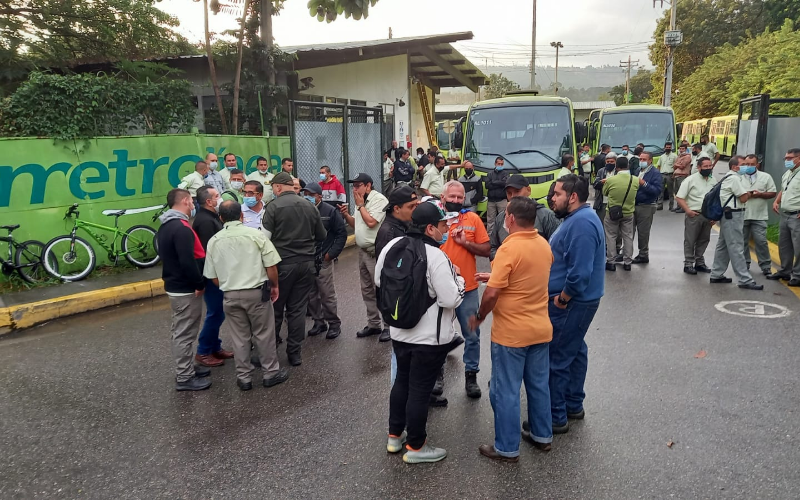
715 300 791 318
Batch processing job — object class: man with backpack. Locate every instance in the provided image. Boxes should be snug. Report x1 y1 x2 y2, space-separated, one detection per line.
675 157 717 275
601 157 639 271
375 201 466 464
709 159 762 290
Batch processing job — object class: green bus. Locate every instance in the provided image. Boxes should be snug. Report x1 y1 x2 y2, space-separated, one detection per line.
454 92 578 204
681 118 710 145
591 104 677 165
709 114 738 157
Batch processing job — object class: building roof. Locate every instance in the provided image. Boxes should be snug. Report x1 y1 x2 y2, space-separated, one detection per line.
284 32 487 93
572 101 617 111
435 104 471 114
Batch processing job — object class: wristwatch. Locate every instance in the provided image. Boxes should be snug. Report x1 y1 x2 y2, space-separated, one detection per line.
557 294 569 306
476 311 483 321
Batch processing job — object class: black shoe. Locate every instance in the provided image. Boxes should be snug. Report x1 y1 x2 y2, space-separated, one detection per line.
767 273 790 281
432 369 444 396
251 354 262 367
789 278 800 287
288 353 302 367
567 409 585 420
378 328 391 342
761 268 772 276
623 264 632 271
428 394 448 407
738 282 764 290
521 431 552 452
632 255 649 264
326 325 341 339
194 366 211 377
675 208 685 213
710 276 733 284
683 266 697 275
614 254 624 263
552 421 570 434
307 322 327 337
237 380 253 391
175 376 212 392
356 326 382 338
465 371 482 399
264 367 290 387
694 264 712 273
605 263 616 272
669 206 676 212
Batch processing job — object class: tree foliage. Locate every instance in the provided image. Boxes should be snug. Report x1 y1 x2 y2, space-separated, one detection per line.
609 69 654 106
648 0 800 103
0 0 196 69
306 0 378 22
672 20 800 120
0 65 198 139
482 73 520 100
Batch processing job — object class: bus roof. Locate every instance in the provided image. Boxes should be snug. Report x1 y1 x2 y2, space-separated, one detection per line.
471 95 571 109
710 114 738 121
602 104 674 114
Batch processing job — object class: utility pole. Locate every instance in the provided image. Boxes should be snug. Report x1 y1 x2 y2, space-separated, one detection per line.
550 41 563 94
656 0 682 107
619 55 639 104
260 0 277 136
530 0 536 90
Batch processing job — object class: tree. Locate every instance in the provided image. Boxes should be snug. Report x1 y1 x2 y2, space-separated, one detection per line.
200 0 229 134
305 0 379 22
609 69 653 105
0 0 195 68
482 73 520 100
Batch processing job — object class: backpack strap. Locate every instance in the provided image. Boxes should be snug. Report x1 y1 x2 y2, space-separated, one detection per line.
435 306 444 344
621 173 633 206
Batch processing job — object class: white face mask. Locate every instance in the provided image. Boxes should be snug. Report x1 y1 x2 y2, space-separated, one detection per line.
503 218 510 233
214 197 222 211
209 161 218 170
231 181 244 191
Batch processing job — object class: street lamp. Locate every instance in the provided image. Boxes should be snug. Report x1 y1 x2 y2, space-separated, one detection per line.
550 41 563 95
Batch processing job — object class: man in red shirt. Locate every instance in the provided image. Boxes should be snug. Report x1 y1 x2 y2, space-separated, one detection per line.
319 166 346 205
439 180 491 398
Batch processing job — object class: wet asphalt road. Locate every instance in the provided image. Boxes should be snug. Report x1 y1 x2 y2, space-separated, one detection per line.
2 193 800 499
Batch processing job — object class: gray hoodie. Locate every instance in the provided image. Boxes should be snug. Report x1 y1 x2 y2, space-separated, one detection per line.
159 208 189 224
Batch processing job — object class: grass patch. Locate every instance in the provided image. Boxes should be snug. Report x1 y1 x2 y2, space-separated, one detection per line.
767 224 780 244
0 263 141 295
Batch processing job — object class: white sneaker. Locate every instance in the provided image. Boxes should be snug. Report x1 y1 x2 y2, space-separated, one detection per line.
403 442 447 464
387 431 407 453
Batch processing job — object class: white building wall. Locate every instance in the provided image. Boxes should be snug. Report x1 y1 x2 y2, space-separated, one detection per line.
409 83 435 152
297 54 410 148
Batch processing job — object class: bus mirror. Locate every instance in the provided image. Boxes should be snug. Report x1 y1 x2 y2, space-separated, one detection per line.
574 122 587 143
589 122 598 143
453 119 464 149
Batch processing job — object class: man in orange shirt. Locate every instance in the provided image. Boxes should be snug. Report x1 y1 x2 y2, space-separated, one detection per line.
440 180 491 398
470 197 554 461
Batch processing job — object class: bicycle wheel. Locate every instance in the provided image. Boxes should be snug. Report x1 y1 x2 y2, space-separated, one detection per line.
42 235 96 281
15 239 48 284
123 225 160 268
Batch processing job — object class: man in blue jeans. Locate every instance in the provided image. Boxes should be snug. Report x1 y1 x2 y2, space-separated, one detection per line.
192 186 235 366
541 174 605 434
472 197 555 461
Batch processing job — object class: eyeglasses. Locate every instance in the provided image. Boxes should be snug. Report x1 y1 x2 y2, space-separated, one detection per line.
352 183 364 189
243 191 258 196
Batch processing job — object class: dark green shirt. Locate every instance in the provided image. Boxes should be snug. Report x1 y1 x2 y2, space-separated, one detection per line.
262 191 326 263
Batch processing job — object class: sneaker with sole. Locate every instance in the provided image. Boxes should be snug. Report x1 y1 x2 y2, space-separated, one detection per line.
387 431 407 453
175 376 212 392
403 442 447 464
263 367 290 387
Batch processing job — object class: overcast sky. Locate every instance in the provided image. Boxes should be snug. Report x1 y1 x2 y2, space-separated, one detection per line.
159 0 662 69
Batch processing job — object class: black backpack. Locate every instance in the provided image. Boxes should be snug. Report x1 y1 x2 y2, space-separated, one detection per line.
701 174 734 221
377 237 437 330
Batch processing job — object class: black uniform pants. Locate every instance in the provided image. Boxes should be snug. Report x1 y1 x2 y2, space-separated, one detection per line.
273 260 316 355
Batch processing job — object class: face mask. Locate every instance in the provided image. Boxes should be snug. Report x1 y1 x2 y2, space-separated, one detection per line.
209 161 218 169
464 169 474 177
435 227 448 245
785 160 796 170
496 165 504 171
665 149 672 154
692 151 699 156
740 166 757 175
700 169 713 178
231 181 243 191
243 196 257 207
417 154 423 160
622 150 629 156
214 198 222 211
444 201 463 213
227 166 236 171
304 195 316 204
605 163 615 171
258 168 268 174
190 207 196 218
701 140 707 145
320 173 327 181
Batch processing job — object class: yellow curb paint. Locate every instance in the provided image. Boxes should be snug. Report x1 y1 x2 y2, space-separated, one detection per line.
0 234 357 333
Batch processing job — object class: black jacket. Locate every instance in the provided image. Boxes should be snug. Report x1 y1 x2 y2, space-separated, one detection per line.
156 212 205 294
192 207 223 251
393 159 415 182
458 173 484 209
263 191 326 264
317 200 347 259
593 153 607 177
484 169 510 202
375 213 409 258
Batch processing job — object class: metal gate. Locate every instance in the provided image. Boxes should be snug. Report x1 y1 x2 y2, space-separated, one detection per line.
290 101 383 212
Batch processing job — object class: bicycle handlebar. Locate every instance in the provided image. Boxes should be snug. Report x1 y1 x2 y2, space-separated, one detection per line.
64 203 79 219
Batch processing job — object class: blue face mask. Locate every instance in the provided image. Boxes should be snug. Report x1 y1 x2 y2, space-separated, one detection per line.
436 227 448 245
740 166 757 175
243 196 257 207
320 173 327 181
495 165 504 171
190 207 196 218
786 160 796 170
304 195 316 204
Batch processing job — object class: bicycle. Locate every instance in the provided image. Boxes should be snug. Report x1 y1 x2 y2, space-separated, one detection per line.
0 224 48 284
42 203 162 282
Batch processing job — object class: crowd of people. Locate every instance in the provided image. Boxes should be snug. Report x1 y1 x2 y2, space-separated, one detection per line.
156 140 800 462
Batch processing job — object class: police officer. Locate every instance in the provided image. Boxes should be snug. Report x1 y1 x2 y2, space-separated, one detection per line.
302 183 348 340
262 172 326 366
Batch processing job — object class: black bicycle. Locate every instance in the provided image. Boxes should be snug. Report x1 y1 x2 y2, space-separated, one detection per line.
0 224 48 284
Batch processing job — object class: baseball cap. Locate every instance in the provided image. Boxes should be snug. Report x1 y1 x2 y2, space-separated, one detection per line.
272 172 294 186
411 200 448 228
302 182 322 195
385 185 417 212
347 173 374 185
506 174 529 189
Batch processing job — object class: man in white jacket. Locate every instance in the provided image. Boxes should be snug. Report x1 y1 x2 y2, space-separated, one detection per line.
375 201 465 464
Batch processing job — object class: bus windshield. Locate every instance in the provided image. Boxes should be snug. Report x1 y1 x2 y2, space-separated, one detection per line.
599 111 674 156
464 104 572 172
